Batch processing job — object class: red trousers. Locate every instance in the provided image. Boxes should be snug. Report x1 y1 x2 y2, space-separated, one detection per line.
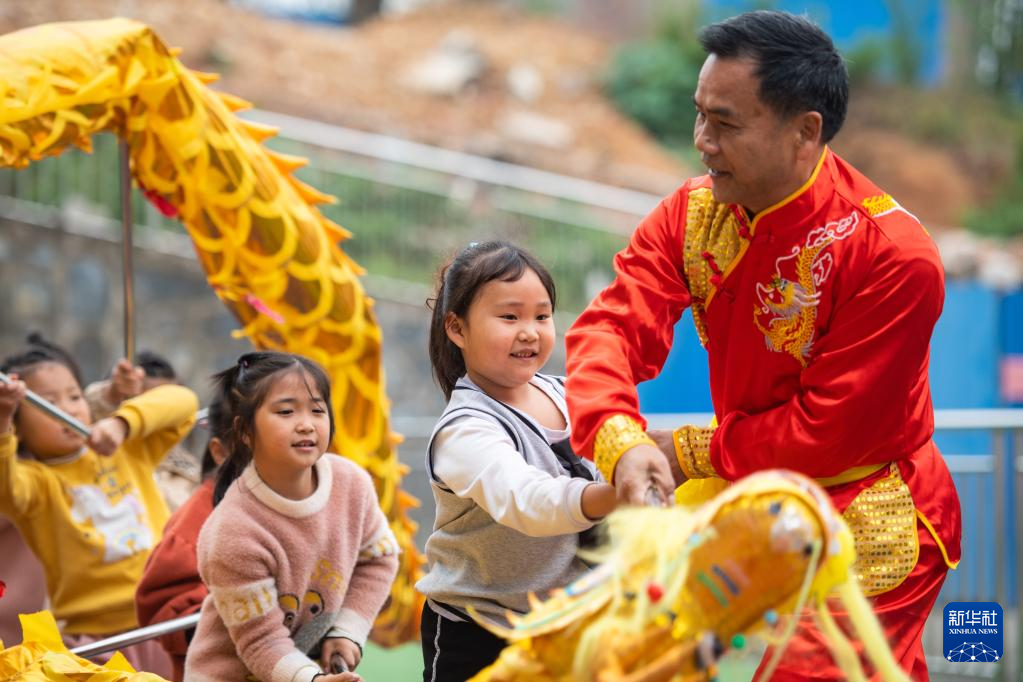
757 518 949 681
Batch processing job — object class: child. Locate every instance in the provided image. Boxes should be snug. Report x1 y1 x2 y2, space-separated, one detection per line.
183 351 399 682
0 333 197 676
416 241 617 681
86 351 201 511
134 392 231 681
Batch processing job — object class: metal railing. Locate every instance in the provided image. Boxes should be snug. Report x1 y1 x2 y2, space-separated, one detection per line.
69 614 200 659
0 113 664 317
921 411 1023 682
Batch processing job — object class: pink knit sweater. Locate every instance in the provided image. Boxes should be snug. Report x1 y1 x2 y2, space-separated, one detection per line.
183 455 399 682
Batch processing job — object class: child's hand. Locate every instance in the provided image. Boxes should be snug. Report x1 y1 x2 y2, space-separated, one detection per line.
581 482 618 520
321 636 361 673
108 359 145 404
88 417 129 455
0 374 27 434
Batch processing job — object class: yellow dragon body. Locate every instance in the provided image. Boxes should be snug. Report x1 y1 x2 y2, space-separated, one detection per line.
0 18 421 646
470 471 909 682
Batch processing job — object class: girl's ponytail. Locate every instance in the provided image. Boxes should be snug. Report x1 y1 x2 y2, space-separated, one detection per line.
428 266 467 401
211 362 246 505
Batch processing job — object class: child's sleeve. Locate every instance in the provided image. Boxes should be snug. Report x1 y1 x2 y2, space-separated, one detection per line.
199 516 323 682
327 466 399 648
113 384 198 466
135 527 207 656
0 431 46 518
432 416 595 537
136 484 211 654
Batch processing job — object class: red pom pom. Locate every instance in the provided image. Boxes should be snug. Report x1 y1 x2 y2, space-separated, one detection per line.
143 188 179 218
646 581 664 603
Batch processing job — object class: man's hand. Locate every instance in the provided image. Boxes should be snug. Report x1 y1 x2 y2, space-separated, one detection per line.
106 359 145 406
612 443 675 506
322 636 361 673
0 375 26 434
647 429 687 487
88 417 129 455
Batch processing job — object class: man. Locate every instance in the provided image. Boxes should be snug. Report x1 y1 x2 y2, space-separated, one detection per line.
565 10 961 680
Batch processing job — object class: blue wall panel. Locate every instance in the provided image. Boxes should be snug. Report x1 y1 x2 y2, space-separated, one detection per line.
931 281 1000 455
703 0 945 83
637 310 712 414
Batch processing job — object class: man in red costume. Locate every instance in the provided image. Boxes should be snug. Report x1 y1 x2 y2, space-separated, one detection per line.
565 10 961 680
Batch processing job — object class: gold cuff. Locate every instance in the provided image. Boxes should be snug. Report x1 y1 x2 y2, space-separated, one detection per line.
673 425 717 479
593 414 656 483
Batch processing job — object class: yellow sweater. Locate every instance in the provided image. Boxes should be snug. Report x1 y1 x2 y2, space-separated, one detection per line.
0 384 198 634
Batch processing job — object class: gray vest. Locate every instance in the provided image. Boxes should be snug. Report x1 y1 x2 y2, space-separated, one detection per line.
415 374 598 622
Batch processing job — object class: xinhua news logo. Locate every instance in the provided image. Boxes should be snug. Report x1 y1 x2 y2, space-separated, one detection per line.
943 602 1003 663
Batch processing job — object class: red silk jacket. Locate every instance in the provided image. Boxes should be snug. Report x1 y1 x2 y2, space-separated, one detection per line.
566 148 960 573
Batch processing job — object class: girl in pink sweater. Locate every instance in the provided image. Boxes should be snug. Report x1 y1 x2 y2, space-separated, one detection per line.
183 352 399 682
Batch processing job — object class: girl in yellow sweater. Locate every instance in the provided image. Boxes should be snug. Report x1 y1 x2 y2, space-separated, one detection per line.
0 334 197 676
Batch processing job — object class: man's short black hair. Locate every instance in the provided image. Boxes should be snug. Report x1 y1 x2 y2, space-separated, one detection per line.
136 350 176 380
699 10 849 143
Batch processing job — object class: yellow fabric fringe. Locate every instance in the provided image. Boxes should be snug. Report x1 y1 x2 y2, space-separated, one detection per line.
470 471 908 682
0 611 166 680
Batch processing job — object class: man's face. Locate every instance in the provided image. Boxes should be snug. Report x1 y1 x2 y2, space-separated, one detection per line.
693 55 807 214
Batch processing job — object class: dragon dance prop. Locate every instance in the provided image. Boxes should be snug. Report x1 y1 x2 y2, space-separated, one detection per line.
470 471 910 682
0 612 166 681
0 18 422 645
